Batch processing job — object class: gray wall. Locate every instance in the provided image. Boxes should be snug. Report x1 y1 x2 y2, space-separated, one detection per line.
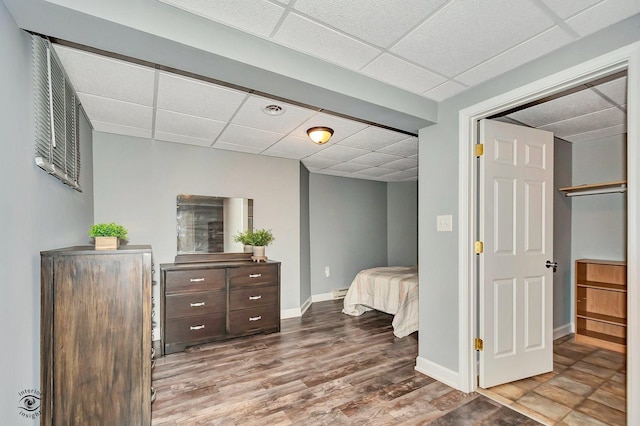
92 133 301 334
418 16 640 372
554 138 573 329
387 181 418 266
0 4 95 420
571 135 627 263
299 163 311 305
309 174 388 294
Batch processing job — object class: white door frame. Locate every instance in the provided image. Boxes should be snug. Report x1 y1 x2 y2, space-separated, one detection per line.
457 41 640 424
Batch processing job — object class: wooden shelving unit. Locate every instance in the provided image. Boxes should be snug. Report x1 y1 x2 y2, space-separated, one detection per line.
575 259 627 353
559 180 627 197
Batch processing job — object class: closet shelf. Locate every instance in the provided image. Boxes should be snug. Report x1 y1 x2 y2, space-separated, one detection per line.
559 180 627 197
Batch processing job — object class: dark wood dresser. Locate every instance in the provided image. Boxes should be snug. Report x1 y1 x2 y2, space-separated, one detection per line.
160 253 281 355
40 246 153 426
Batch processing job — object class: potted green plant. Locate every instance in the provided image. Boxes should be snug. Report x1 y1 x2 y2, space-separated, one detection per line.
233 229 255 253
248 228 274 260
89 223 128 250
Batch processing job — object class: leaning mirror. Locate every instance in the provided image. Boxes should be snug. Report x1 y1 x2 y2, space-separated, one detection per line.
176 194 253 254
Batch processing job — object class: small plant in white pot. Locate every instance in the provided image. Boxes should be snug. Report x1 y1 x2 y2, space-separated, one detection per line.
248 229 274 261
233 229 255 253
89 223 128 250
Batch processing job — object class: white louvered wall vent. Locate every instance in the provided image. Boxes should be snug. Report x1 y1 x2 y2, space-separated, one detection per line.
32 35 81 191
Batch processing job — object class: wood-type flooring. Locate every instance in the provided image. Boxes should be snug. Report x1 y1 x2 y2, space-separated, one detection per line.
152 300 540 425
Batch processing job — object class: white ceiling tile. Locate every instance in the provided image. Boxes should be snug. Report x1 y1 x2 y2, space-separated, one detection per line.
422 80 468 102
351 152 401 167
263 135 326 158
92 121 152 139
508 87 616 127
539 107 626 138
361 54 447 94
456 27 575 87
356 167 397 177
231 95 317 133
215 124 284 150
273 13 381 70
213 142 264 155
53 45 155 106
592 76 627 106
78 93 153 129
157 72 247 121
154 131 213 147
381 157 419 171
391 0 554 76
305 145 369 163
539 0 601 19
377 137 419 156
155 109 226 140
326 162 371 173
291 112 368 142
318 169 362 179
562 124 627 143
302 158 336 170
338 126 408 151
293 0 448 47
157 0 285 37
383 168 419 181
565 0 640 36
261 150 306 160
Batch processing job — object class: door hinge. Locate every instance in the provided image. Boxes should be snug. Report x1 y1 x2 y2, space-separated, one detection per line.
474 338 484 351
474 241 484 254
475 143 484 157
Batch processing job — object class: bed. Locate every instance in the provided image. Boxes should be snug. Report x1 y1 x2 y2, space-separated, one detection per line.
342 265 418 338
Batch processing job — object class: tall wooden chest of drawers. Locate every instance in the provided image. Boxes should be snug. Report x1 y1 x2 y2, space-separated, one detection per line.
40 246 153 426
160 254 280 355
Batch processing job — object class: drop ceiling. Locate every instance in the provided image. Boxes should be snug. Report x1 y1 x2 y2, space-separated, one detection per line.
44 0 638 182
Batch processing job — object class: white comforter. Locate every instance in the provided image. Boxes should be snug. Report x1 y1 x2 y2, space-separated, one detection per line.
342 266 419 338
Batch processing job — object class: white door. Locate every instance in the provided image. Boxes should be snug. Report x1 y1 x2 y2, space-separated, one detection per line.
478 119 554 388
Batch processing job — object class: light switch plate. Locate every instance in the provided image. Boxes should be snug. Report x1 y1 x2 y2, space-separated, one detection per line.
437 215 453 232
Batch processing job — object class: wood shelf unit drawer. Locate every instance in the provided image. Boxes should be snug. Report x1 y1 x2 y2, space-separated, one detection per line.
229 285 278 311
228 306 280 335
165 268 226 293
229 264 278 288
160 259 280 355
164 312 226 344
574 259 626 353
165 290 226 319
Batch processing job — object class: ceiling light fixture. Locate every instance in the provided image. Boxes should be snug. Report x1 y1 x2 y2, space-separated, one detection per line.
306 127 334 144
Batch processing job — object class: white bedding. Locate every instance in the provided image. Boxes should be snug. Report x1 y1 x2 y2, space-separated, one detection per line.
342 266 418 338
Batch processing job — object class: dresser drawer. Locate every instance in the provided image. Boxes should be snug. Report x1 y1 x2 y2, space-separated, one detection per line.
165 290 226 319
229 285 278 311
229 264 278 288
229 306 279 335
165 268 225 293
165 312 226 343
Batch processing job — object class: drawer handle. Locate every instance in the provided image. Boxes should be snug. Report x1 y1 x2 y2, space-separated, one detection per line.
190 325 205 330
249 273 262 278
190 302 206 307
249 316 262 322
249 295 262 300
190 278 205 282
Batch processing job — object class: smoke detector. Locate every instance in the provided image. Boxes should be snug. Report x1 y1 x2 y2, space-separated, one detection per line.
262 104 285 116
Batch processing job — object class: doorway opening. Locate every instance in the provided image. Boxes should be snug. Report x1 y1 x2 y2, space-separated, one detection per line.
457 42 639 424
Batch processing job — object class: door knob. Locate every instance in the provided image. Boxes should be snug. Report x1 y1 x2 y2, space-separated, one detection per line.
545 260 558 272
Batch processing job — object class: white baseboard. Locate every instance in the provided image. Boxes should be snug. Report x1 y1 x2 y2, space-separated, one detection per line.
415 356 463 391
554 323 574 340
311 292 333 302
300 297 312 316
281 297 313 319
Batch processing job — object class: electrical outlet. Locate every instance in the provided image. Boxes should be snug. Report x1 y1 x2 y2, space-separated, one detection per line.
325 266 331 277
437 215 453 232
